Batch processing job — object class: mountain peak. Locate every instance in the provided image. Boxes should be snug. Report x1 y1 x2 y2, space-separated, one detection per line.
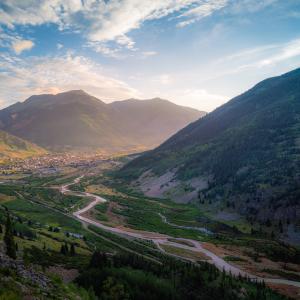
0 90 203 152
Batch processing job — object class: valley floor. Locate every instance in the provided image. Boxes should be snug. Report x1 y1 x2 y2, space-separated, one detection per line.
63 176 300 290
0 158 299 299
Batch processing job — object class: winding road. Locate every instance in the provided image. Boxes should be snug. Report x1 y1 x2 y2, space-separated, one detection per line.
61 176 300 288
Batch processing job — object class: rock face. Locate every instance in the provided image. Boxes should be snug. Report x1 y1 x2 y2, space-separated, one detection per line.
120 68 300 233
0 90 205 153
0 251 50 289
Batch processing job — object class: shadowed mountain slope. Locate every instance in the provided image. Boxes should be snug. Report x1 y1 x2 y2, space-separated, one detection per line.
0 90 204 152
120 68 300 237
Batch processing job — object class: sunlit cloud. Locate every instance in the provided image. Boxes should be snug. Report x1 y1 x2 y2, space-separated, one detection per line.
141 51 158 59
163 88 228 112
209 37 300 81
11 39 34 54
0 0 230 53
257 38 300 67
0 52 139 107
154 74 173 85
177 0 228 27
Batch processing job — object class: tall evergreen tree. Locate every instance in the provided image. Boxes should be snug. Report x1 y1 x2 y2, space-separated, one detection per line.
89 250 108 269
60 244 67 255
64 243 69 254
4 213 16 259
70 243 76 256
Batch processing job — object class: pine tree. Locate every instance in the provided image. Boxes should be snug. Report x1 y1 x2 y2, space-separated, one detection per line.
4 213 16 259
279 220 283 233
60 244 67 255
0 224 2 234
64 243 69 255
271 231 275 239
89 250 108 268
70 243 76 256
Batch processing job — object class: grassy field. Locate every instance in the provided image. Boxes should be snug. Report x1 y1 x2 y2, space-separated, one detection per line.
160 244 210 261
3 171 300 284
95 193 206 239
0 192 123 259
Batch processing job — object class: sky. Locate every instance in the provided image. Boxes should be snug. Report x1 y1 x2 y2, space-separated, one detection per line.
0 0 300 112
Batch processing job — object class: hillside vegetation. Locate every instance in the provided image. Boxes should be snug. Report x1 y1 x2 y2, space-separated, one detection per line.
119 68 300 238
0 130 46 163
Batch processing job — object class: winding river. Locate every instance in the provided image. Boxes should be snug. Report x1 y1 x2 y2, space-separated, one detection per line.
61 176 300 288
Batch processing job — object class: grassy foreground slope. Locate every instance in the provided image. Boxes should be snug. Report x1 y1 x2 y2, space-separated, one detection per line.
119 68 300 231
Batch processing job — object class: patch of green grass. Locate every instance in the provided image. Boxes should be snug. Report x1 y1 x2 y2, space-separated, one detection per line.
95 202 109 213
95 212 109 222
223 255 247 262
96 193 208 240
160 244 209 261
4 198 82 232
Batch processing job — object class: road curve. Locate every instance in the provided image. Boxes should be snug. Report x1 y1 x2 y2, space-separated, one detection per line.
61 176 300 288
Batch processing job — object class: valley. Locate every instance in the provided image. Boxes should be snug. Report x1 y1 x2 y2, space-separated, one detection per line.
1 3 299 299
0 153 299 299
64 174 300 287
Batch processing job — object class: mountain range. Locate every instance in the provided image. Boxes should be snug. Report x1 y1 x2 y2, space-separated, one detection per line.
120 68 300 240
0 90 205 153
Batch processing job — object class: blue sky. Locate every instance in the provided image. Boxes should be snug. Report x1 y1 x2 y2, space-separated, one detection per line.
0 0 300 111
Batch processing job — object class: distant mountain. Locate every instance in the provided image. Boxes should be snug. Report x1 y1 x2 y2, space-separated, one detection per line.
120 68 300 239
0 90 205 152
0 130 46 162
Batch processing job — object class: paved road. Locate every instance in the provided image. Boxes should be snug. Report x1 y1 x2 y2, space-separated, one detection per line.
61 176 300 288
158 212 213 235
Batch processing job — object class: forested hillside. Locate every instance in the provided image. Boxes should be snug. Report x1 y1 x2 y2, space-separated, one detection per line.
119 68 300 238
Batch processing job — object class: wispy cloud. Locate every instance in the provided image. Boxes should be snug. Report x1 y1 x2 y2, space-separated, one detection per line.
0 52 139 106
211 38 300 79
0 30 35 54
154 74 173 85
177 0 228 27
56 43 63 50
0 0 230 54
229 0 278 14
141 51 158 58
257 38 300 66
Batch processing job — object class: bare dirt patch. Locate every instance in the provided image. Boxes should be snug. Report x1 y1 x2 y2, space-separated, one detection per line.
0 193 16 202
202 242 300 281
47 266 79 283
267 283 300 300
106 202 126 225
